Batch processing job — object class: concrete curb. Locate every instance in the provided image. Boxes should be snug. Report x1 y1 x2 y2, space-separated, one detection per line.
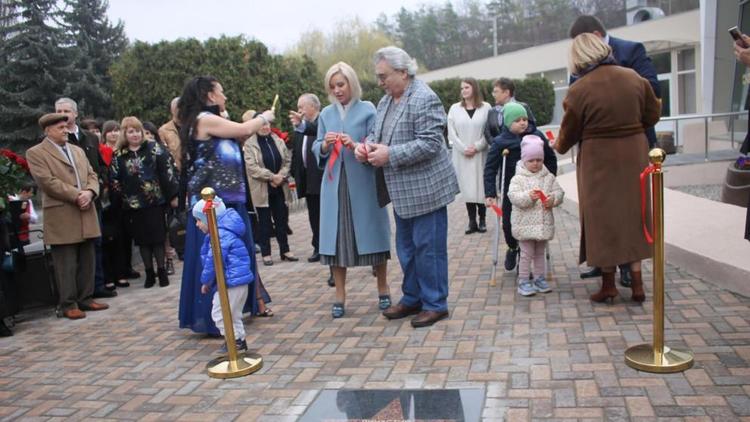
557 170 750 298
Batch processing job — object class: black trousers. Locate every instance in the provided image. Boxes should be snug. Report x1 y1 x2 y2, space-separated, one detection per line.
257 189 289 257
306 194 321 252
501 196 518 250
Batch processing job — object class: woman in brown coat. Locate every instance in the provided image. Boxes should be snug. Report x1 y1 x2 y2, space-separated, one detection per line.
555 33 660 303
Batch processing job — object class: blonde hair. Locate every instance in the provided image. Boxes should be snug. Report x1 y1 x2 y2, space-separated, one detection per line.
241 109 257 122
568 33 612 75
324 62 362 105
117 116 145 151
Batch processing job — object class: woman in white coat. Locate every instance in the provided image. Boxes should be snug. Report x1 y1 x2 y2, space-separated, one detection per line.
448 77 492 234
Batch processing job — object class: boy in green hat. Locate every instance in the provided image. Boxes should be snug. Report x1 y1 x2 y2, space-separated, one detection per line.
483 102 558 273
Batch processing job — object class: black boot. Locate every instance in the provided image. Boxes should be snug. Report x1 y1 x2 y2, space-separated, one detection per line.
465 220 479 235
619 264 632 288
580 267 602 279
158 267 169 287
477 216 487 233
144 268 156 288
0 320 12 337
504 247 519 270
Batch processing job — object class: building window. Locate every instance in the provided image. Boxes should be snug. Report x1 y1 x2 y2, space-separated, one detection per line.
677 48 697 114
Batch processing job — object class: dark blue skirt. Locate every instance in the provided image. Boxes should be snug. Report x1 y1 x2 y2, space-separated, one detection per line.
178 202 270 335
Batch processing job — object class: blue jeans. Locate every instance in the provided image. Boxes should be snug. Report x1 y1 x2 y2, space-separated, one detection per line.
394 206 449 312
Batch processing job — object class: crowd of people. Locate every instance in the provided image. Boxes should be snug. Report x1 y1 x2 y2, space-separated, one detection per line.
3 14 745 345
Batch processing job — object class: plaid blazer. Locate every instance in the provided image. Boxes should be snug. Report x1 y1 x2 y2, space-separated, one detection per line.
369 79 459 219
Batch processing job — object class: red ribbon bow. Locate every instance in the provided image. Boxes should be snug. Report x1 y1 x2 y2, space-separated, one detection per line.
534 189 549 204
640 164 656 244
327 134 342 181
491 204 503 216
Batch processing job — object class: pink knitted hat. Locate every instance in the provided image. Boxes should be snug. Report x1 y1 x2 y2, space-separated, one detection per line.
521 135 544 162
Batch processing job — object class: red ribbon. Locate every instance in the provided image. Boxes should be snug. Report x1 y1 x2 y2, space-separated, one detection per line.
491 204 503 216
640 165 656 244
534 189 549 204
545 130 556 145
203 199 213 218
327 134 342 181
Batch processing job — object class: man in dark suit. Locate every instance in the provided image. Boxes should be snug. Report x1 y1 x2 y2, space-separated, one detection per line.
54 98 117 299
568 15 662 285
289 93 323 262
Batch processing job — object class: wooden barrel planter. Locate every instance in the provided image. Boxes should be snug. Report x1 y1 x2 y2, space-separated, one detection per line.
721 158 750 207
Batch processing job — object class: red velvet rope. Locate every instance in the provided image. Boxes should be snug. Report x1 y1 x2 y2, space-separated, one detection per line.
203 199 213 214
640 165 656 244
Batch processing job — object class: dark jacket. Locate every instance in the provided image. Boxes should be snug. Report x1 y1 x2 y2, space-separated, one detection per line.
484 101 537 142
484 128 557 199
69 128 107 206
570 36 661 146
109 141 179 210
200 208 254 289
290 117 323 197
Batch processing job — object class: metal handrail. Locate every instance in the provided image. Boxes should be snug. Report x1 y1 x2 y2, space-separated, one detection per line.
541 110 747 162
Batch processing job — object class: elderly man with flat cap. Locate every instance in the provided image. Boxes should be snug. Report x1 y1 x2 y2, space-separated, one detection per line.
26 113 109 319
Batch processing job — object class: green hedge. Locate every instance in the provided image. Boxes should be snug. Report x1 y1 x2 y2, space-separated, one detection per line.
427 77 555 126
109 36 325 131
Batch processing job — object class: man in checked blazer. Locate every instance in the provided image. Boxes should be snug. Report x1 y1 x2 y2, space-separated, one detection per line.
356 46 460 328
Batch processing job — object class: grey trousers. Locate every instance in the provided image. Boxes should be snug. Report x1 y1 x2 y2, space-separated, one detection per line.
50 240 96 311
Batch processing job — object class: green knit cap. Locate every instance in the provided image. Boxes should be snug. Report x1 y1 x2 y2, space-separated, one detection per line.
503 102 528 128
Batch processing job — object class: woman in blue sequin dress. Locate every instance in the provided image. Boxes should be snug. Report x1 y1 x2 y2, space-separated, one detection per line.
177 76 275 335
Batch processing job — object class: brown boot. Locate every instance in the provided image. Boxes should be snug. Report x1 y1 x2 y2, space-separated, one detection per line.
590 271 619 303
630 270 645 302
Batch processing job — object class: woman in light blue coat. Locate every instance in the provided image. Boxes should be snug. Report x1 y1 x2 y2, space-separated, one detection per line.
313 62 391 318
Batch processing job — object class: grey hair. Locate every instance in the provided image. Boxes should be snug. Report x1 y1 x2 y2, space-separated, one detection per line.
373 46 418 76
55 97 78 112
299 93 321 111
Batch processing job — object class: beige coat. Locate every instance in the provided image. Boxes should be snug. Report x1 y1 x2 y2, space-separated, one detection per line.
26 139 101 245
507 162 564 241
158 120 181 170
448 101 490 203
243 133 291 208
555 64 660 267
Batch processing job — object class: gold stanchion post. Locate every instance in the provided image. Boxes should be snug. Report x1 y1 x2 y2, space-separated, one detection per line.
201 187 263 379
624 149 694 373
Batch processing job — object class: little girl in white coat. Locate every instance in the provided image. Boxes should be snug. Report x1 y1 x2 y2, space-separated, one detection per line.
507 135 564 296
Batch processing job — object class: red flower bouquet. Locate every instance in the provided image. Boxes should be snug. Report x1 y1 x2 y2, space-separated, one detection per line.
0 148 31 211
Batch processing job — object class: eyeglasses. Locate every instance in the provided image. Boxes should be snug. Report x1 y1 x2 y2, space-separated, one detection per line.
376 69 405 82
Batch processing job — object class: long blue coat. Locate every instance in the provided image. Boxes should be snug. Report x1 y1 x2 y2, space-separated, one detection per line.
312 100 391 257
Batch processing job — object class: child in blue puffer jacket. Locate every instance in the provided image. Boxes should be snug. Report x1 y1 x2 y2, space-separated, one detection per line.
194 196 254 353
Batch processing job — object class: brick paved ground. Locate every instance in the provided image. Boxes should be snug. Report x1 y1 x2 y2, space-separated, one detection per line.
1 201 749 421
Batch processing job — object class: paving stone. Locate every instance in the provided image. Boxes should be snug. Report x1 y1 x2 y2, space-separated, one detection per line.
1 201 749 419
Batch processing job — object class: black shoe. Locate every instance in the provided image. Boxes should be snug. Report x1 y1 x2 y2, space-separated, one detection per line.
327 275 335 287
504 248 518 271
0 320 12 337
124 269 141 279
144 269 156 288
280 253 299 262
580 267 602 279
477 218 487 233
158 267 169 287
619 266 632 288
104 282 117 291
308 252 320 263
465 221 479 235
166 259 175 275
93 289 118 298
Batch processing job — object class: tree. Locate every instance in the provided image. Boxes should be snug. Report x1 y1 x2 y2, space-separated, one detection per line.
109 36 324 132
288 17 397 85
0 0 75 149
62 0 128 119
